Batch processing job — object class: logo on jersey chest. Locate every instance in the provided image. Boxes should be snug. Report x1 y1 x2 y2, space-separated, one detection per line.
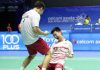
53 46 67 53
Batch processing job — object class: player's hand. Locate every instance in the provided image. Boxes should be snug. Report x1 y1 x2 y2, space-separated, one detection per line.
43 31 49 36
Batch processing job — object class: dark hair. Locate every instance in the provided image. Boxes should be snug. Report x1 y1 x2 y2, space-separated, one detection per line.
51 27 61 34
34 1 45 9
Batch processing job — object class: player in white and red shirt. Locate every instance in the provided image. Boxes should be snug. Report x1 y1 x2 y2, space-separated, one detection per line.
20 1 51 70
35 27 74 70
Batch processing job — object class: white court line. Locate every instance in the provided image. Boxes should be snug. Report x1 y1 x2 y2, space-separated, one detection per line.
0 68 32 70
0 57 100 61
0 69 19 70
66 57 100 61
0 57 23 59
0 56 43 60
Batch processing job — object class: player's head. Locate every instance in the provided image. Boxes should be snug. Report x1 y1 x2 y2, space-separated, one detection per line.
34 1 45 15
51 27 62 39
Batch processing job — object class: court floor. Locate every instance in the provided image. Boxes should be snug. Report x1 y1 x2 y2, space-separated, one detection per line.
0 51 100 70
0 56 100 70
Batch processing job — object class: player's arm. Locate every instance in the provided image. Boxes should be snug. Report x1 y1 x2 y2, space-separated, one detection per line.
18 23 21 32
32 26 49 36
66 41 74 58
68 44 74 58
66 49 73 58
31 13 49 36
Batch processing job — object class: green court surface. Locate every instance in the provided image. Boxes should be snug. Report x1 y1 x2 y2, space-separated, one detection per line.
0 56 100 70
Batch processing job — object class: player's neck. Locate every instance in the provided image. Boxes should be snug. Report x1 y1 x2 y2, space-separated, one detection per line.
58 36 65 42
34 8 40 14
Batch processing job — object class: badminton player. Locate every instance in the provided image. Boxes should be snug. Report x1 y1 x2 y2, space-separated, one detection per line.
20 1 51 70
35 27 74 70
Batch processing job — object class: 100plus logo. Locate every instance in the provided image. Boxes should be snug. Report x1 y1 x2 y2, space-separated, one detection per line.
1 34 20 50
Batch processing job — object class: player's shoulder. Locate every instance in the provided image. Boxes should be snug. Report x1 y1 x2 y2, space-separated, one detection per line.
31 9 40 18
27 9 35 15
22 10 31 17
64 40 73 48
25 9 39 16
64 40 72 45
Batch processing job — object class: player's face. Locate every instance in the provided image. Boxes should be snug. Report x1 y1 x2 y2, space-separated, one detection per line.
39 8 44 15
53 31 61 39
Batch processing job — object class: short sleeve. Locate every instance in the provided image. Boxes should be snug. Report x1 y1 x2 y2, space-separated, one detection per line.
31 14 40 27
69 42 74 55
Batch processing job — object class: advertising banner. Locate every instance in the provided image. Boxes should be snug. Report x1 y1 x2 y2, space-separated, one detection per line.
40 6 100 31
0 32 26 50
0 32 69 50
70 33 100 51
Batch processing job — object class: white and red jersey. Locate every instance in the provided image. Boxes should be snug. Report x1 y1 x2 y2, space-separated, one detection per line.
20 9 40 45
50 40 73 65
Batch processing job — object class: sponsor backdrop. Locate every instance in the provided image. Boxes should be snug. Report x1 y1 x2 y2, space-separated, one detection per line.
0 32 26 50
0 32 100 51
70 33 100 51
0 32 69 50
40 6 100 30
0 6 100 51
